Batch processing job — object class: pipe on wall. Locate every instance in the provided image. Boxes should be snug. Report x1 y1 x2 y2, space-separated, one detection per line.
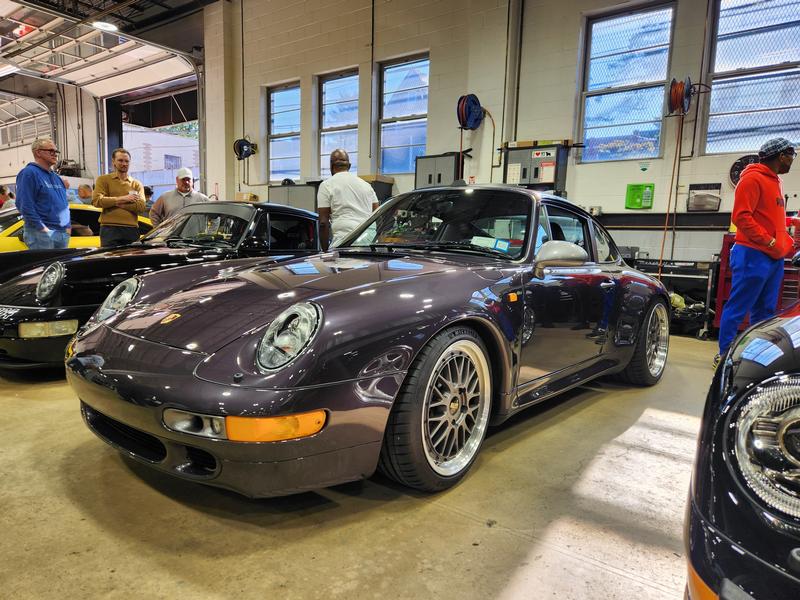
502 0 523 145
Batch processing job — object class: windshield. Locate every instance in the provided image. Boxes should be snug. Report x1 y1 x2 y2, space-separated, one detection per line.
143 212 250 246
343 189 532 259
0 209 22 234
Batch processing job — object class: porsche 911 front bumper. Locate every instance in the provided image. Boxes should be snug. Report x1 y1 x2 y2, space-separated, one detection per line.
66 326 403 498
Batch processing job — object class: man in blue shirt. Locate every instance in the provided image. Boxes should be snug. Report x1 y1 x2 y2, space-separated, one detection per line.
16 138 70 249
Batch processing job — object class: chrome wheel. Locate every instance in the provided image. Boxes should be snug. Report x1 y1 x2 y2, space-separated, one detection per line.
421 339 491 476
645 302 669 378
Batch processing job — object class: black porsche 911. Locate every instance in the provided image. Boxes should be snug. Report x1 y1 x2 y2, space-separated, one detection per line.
686 298 800 599
0 202 318 369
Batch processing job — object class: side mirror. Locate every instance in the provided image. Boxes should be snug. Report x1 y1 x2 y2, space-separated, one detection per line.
534 240 589 278
240 237 269 251
793 249 800 267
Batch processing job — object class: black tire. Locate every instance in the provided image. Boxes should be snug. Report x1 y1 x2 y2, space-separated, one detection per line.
379 325 492 492
619 299 670 386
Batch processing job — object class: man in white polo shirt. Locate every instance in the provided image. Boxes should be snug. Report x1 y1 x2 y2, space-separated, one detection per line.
149 167 209 227
317 149 378 250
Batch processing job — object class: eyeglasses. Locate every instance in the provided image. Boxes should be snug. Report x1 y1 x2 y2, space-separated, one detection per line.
38 148 60 155
785 149 796 157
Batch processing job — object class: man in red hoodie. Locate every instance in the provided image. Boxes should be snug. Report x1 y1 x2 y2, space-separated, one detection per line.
716 137 796 368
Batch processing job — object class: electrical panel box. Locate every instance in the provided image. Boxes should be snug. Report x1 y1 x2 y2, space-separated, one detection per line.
502 144 569 196
415 152 463 189
268 184 317 212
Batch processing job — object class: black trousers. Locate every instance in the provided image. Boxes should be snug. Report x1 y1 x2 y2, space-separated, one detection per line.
100 225 140 247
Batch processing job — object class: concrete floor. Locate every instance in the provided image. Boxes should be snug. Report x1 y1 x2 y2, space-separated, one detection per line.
0 335 714 599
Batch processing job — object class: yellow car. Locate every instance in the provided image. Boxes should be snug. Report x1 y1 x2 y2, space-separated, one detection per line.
0 204 152 252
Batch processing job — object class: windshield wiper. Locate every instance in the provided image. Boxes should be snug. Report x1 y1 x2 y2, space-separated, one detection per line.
164 237 203 248
189 237 235 248
423 242 512 259
344 243 427 253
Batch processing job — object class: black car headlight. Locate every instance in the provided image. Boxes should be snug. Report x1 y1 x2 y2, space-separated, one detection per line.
35 262 64 301
257 302 320 371
733 375 800 518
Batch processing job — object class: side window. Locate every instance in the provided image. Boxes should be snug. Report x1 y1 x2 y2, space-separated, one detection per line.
270 216 317 250
592 222 619 263
69 208 100 235
546 206 590 254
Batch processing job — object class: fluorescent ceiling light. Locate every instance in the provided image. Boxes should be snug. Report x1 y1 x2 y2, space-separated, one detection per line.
91 21 118 32
0 61 19 78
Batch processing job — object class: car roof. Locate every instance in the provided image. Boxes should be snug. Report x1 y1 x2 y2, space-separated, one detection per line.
187 201 318 219
395 185 591 219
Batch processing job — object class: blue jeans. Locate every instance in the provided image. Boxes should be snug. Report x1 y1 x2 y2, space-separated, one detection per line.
718 244 784 354
23 226 70 250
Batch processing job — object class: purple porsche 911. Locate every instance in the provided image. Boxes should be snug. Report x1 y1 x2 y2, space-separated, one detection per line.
66 185 670 497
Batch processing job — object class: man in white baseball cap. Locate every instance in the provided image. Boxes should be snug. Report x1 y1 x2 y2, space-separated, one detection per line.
149 166 209 227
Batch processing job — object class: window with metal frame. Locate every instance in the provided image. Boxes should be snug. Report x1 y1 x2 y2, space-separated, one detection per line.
379 57 430 174
268 84 301 181
320 72 359 178
580 5 674 162
705 0 800 154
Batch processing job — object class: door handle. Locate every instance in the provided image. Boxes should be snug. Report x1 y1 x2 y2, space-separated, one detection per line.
600 281 615 289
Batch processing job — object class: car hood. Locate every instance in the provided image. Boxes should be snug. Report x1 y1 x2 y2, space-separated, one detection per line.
0 243 243 308
111 251 507 353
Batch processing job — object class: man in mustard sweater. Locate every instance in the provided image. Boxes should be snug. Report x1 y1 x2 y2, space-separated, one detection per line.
92 147 146 247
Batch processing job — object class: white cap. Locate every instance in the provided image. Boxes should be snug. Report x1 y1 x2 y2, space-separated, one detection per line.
176 167 193 180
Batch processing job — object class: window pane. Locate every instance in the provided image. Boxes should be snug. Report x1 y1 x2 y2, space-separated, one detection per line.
707 108 800 154
320 128 358 177
584 87 664 128
715 0 800 72
270 217 317 250
706 69 800 154
383 59 429 95
380 118 427 148
583 122 661 161
270 135 300 160
270 158 300 181
322 74 358 103
380 145 426 174
322 100 359 129
271 86 300 112
270 86 301 134
271 109 301 135
590 9 673 59
382 87 428 119
587 47 669 90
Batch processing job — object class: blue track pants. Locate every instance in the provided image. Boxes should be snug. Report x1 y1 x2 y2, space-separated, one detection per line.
718 244 784 355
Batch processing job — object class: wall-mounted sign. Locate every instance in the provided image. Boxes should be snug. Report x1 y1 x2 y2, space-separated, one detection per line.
625 183 654 209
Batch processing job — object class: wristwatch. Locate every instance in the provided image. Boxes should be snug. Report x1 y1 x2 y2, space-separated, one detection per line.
768 238 776 248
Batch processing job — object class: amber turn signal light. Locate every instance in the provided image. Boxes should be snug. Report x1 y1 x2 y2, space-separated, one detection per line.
225 410 327 442
686 563 718 600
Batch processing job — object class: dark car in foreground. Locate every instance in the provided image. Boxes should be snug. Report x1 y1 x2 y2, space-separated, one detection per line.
0 202 318 368
67 185 670 498
686 301 800 599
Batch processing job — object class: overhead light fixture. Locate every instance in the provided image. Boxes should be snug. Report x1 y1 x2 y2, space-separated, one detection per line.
91 21 118 32
0 59 20 78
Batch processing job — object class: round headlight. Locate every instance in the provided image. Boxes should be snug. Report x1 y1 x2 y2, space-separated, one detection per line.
733 375 800 518
257 302 320 371
35 262 65 302
95 277 140 322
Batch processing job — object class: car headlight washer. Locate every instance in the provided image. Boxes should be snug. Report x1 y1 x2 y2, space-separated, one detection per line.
733 374 800 519
257 302 320 372
35 262 65 302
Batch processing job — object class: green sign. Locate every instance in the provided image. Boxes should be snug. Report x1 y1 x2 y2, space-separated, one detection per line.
625 183 654 209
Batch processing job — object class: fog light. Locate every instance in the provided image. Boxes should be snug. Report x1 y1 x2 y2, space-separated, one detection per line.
18 319 79 338
226 410 327 442
163 408 227 439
